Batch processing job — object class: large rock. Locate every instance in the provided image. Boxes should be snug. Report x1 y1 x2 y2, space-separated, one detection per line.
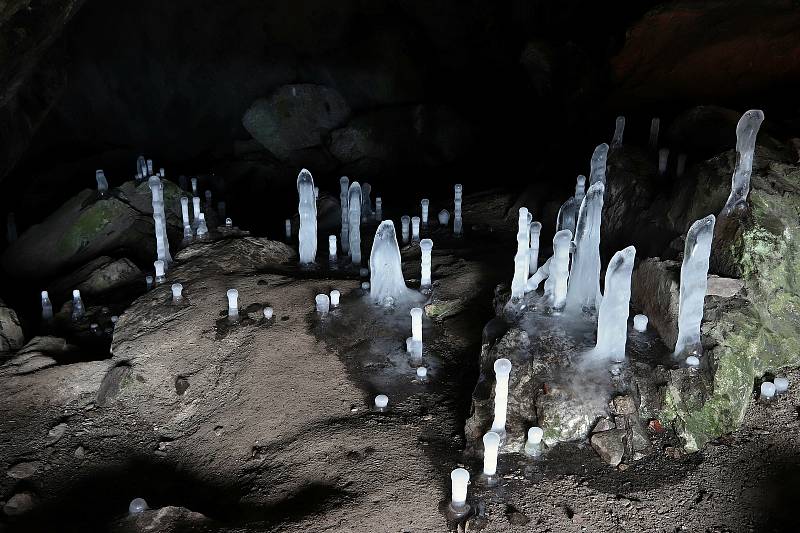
242 84 350 162
50 256 143 300
0 298 24 353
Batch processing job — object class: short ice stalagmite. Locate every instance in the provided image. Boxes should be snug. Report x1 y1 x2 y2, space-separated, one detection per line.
369 221 413 306
490 358 512 439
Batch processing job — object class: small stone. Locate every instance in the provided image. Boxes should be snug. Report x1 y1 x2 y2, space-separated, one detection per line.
665 446 683 459
593 418 614 433
46 422 67 446
3 492 37 516
618 463 630 471
74 446 85 460
6 461 41 479
648 419 664 433
612 395 637 415
591 429 625 466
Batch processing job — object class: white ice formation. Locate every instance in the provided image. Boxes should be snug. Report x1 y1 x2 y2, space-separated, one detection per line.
528 221 542 275
171 283 183 302
328 235 337 262
196 213 209 238
348 182 362 265
129 498 148 515
511 208 531 300
369 221 411 306
191 177 198 196
227 289 239 320
482 431 501 477
263 307 274 320
633 314 648 332
565 182 604 313
145 275 153 289
674 215 715 357
225 218 232 228
543 230 572 310
526 257 551 292
589 144 609 187
71 289 85 321
411 216 421 243
315 293 330 314
340 177 350 253
556 197 579 236
438 209 450 226
409 307 423 359
721 110 764 217
96 170 108 193
180 197 192 240
330 290 340 307
41 290 53 321
453 184 463 236
774 377 789 394
658 148 669 175
192 197 201 230
686 356 700 367
374 394 388 411
146 159 153 176
575 175 586 204
760 382 776 400
154 260 166 284
401 216 411 244
297 169 317 264
149 176 172 264
285 219 291 240
593 246 636 362
416 366 427 380
136 156 147 179
611 116 625 148
375 197 382 220
449 468 470 515
524 426 544 457
490 358 512 437
649 117 660 149
421 199 430 226
420 238 433 289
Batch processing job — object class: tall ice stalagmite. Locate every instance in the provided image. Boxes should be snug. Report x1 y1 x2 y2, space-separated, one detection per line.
593 246 636 362
297 169 317 264
675 215 715 356
565 182 604 313
721 110 764 217
348 182 363 265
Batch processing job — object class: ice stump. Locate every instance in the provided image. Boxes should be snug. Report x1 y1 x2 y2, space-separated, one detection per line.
41 290 53 321
227 289 239 321
760 382 776 400
438 209 450 226
361 183 373 218
721 110 765 216
420 239 433 289
171 283 183 302
129 498 148 515
330 290 340 307
154 260 166 284
401 216 410 244
297 169 318 264
524 426 544 457
448 468 470 518
409 307 423 360
480 431 501 485
196 213 209 238
543 230 572 311
348 182 362 265
565 182 604 313
95 169 109 194
453 184 463 236
368 221 412 306
633 314 648 332
374 394 388 412
511 208 531 300
490 358 512 439
593 246 636 362
674 215 715 357
421 199 429 226
411 216 421 243
315 294 330 314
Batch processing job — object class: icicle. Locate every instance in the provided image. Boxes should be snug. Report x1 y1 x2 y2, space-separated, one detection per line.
297 168 318 265
589 144 609 187
721 110 764 216
675 215 715 357
543 230 571 310
593 246 636 362
565 182 604 312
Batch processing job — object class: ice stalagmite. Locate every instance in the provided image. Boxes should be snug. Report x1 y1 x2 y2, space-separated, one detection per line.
543 230 572 310
526 257 550 292
649 118 660 150
575 175 586 204
348 182 362 265
721 110 764 217
148 176 171 264
361 183 373 218
511 208 530 300
369 221 411 306
611 116 625 148
528 221 542 275
593 246 636 362
675 215 715 357
565 182 604 313
340 177 350 253
589 143 609 187
96 170 109 194
556 197 579 236
297 169 317 264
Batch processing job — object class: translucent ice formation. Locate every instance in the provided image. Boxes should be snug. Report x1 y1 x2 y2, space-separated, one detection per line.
760 382 776 400
145 275 154 290
490 358 512 437
416 366 427 380
227 289 239 320
449 468 470 517
409 307 423 359
721 110 765 216
205 189 212 207
676 153 687 178
330 290 340 307
524 426 544 457
191 177 198 196
313 186 319 200
420 239 433 289
589 144 609 187
136 156 147 178
297 169 318 264
171 283 183 302
686 356 700 367
556 197 579 236
71 289 85 321
129 497 148 515
96 169 108 193
565 182 604 312
180 197 192 240
649 117 660 150
774 377 789 394
528 221 542 275
192 197 201 230
263 307 274 320
526 257 551 292
329 235 337 263
361 183 373 217
146 159 153 176
348 182 362 265
438 209 450 226
361 281 370 290
543 230 572 310
285 219 291 240
401 216 410 244
453 184 463 236
511 208 531 300
633 314 648 332
594 246 636 362
375 197 382 220
611 116 625 148
421 199 430 226
196 213 209 238
315 293 330 314
340 177 350 253
369 221 411 306
482 431 501 478
149 177 171 264
154 260 166 283
575 175 586 204
374 394 388 411
675 215 715 357
41 290 53 321
658 148 669 175
159 168 165 177
411 216 421 243
225 218 232 228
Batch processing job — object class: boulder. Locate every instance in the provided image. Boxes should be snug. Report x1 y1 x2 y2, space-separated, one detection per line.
50 256 143 300
0 299 24 353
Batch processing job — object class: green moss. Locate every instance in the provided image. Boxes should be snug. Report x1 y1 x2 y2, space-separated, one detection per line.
57 200 129 257
424 299 464 320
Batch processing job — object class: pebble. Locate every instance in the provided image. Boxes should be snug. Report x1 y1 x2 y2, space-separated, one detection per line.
6 461 41 479
46 423 67 446
74 446 85 460
3 492 37 516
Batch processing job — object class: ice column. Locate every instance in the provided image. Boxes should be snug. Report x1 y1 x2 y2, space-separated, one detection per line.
589 144 609 187
658 148 669 175
328 235 337 262
137 156 147 178
611 116 625 148
171 283 183 302
72 289 85 321
285 219 291 240
543 230 572 310
565 182 604 312
348 182 362 265
41 291 53 321
528 221 542 275
339 177 350 253
192 197 201 230
411 216 421 243
296 169 318 264
227 289 239 320
146 159 153 175
196 213 209 238
482 431 501 479
154 260 166 283
556 197 579 235
453 184 463 236
330 290 340 307
633 314 648 332
594 246 636 362
409 307 423 359
420 199 429 226
438 209 450 226
369 221 410 305
449 468 470 517
526 257 550 292
96 170 109 194
490 358 512 437
191 177 198 196
721 110 765 216
315 294 330 314
180 197 192 240
511 207 531 300
649 117 660 149
361 183 373 217
420 239 433 289
675 215 715 356
401 216 410 244
575 175 586 204
375 197 382 220
524 427 544 457
149 176 171 264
